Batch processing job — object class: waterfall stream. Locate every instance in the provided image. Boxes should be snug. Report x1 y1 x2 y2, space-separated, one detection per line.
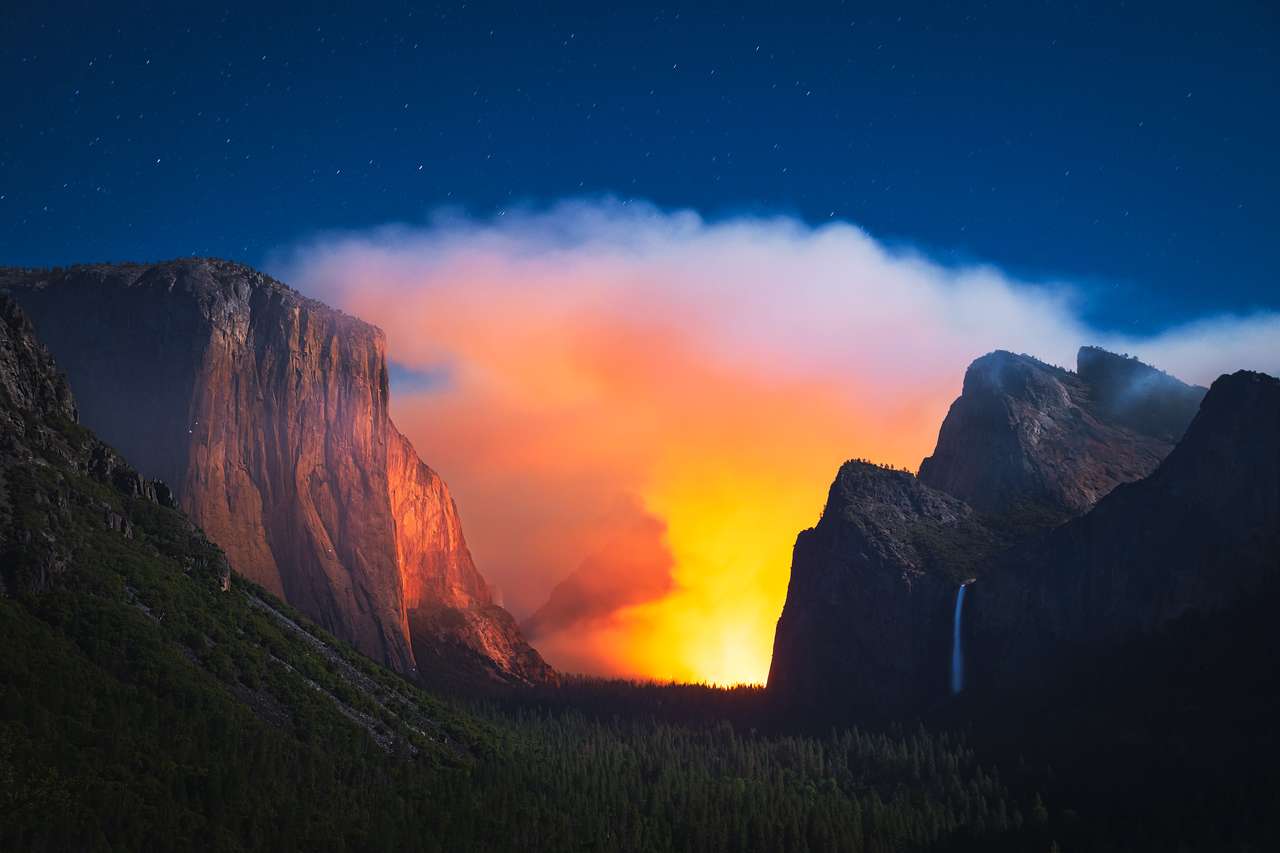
950 583 968 695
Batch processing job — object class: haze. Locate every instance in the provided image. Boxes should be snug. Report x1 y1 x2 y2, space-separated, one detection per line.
276 199 1280 684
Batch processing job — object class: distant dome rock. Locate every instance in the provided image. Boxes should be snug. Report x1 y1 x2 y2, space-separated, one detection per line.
917 347 1199 519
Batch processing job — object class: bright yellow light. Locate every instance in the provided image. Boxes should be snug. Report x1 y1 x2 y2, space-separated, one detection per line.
343 267 950 685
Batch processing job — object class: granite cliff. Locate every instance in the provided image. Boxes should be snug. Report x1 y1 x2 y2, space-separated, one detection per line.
768 345 1242 718
767 461 997 716
1 260 550 686
388 428 556 688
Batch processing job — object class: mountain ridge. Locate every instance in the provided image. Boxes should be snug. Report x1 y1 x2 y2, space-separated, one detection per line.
769 344 1257 720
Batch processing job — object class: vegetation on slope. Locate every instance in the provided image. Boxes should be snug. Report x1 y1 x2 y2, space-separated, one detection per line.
0 456 1053 851
0 418 1053 851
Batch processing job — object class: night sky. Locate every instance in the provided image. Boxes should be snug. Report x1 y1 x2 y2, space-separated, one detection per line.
3 1 1276 333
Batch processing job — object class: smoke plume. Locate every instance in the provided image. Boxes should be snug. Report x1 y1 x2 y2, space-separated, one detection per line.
273 199 1280 683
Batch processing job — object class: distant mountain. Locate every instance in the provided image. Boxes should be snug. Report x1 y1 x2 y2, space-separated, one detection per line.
966 368 1280 694
957 369 1280 849
1 260 552 689
768 345 1264 721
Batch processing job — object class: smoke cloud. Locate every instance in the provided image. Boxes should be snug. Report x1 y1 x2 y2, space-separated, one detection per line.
273 199 1280 683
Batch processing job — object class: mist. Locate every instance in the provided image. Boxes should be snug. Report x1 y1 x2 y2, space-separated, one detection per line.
272 199 1280 683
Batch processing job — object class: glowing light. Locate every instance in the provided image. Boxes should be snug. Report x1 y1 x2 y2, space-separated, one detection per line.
278 202 1276 684
378 306 945 685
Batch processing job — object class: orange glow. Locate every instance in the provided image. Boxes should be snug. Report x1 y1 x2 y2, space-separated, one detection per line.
333 269 954 685
282 205 1278 684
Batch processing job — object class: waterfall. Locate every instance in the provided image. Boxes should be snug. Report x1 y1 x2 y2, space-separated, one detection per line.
950 583 968 695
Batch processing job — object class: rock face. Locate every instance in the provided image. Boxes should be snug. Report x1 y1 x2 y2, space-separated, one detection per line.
965 370 1280 693
918 349 1203 519
768 461 998 716
769 346 1217 718
1 260 551 685
387 426 557 688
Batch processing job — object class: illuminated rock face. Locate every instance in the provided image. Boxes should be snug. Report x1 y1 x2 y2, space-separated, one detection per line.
2 259 551 685
387 424 557 688
388 426 492 613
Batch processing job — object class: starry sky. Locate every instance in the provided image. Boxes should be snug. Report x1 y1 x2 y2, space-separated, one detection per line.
2 1 1277 333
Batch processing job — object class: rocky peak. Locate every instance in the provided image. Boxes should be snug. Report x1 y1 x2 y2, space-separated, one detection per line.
824 460 972 528
769 345 1241 721
918 348 1179 519
960 350 1075 406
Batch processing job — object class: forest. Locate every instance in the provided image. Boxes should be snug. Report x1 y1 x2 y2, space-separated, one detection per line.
0 430 1055 852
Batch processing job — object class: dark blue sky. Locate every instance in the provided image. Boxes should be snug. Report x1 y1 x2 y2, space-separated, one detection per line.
2 1 1276 332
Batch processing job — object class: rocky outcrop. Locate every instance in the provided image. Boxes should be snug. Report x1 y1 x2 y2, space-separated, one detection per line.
964 370 1280 693
1 260 551 685
409 603 558 691
768 461 1000 717
918 349 1200 520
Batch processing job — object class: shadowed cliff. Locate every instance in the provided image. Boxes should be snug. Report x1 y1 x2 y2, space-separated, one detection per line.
769 345 1227 720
